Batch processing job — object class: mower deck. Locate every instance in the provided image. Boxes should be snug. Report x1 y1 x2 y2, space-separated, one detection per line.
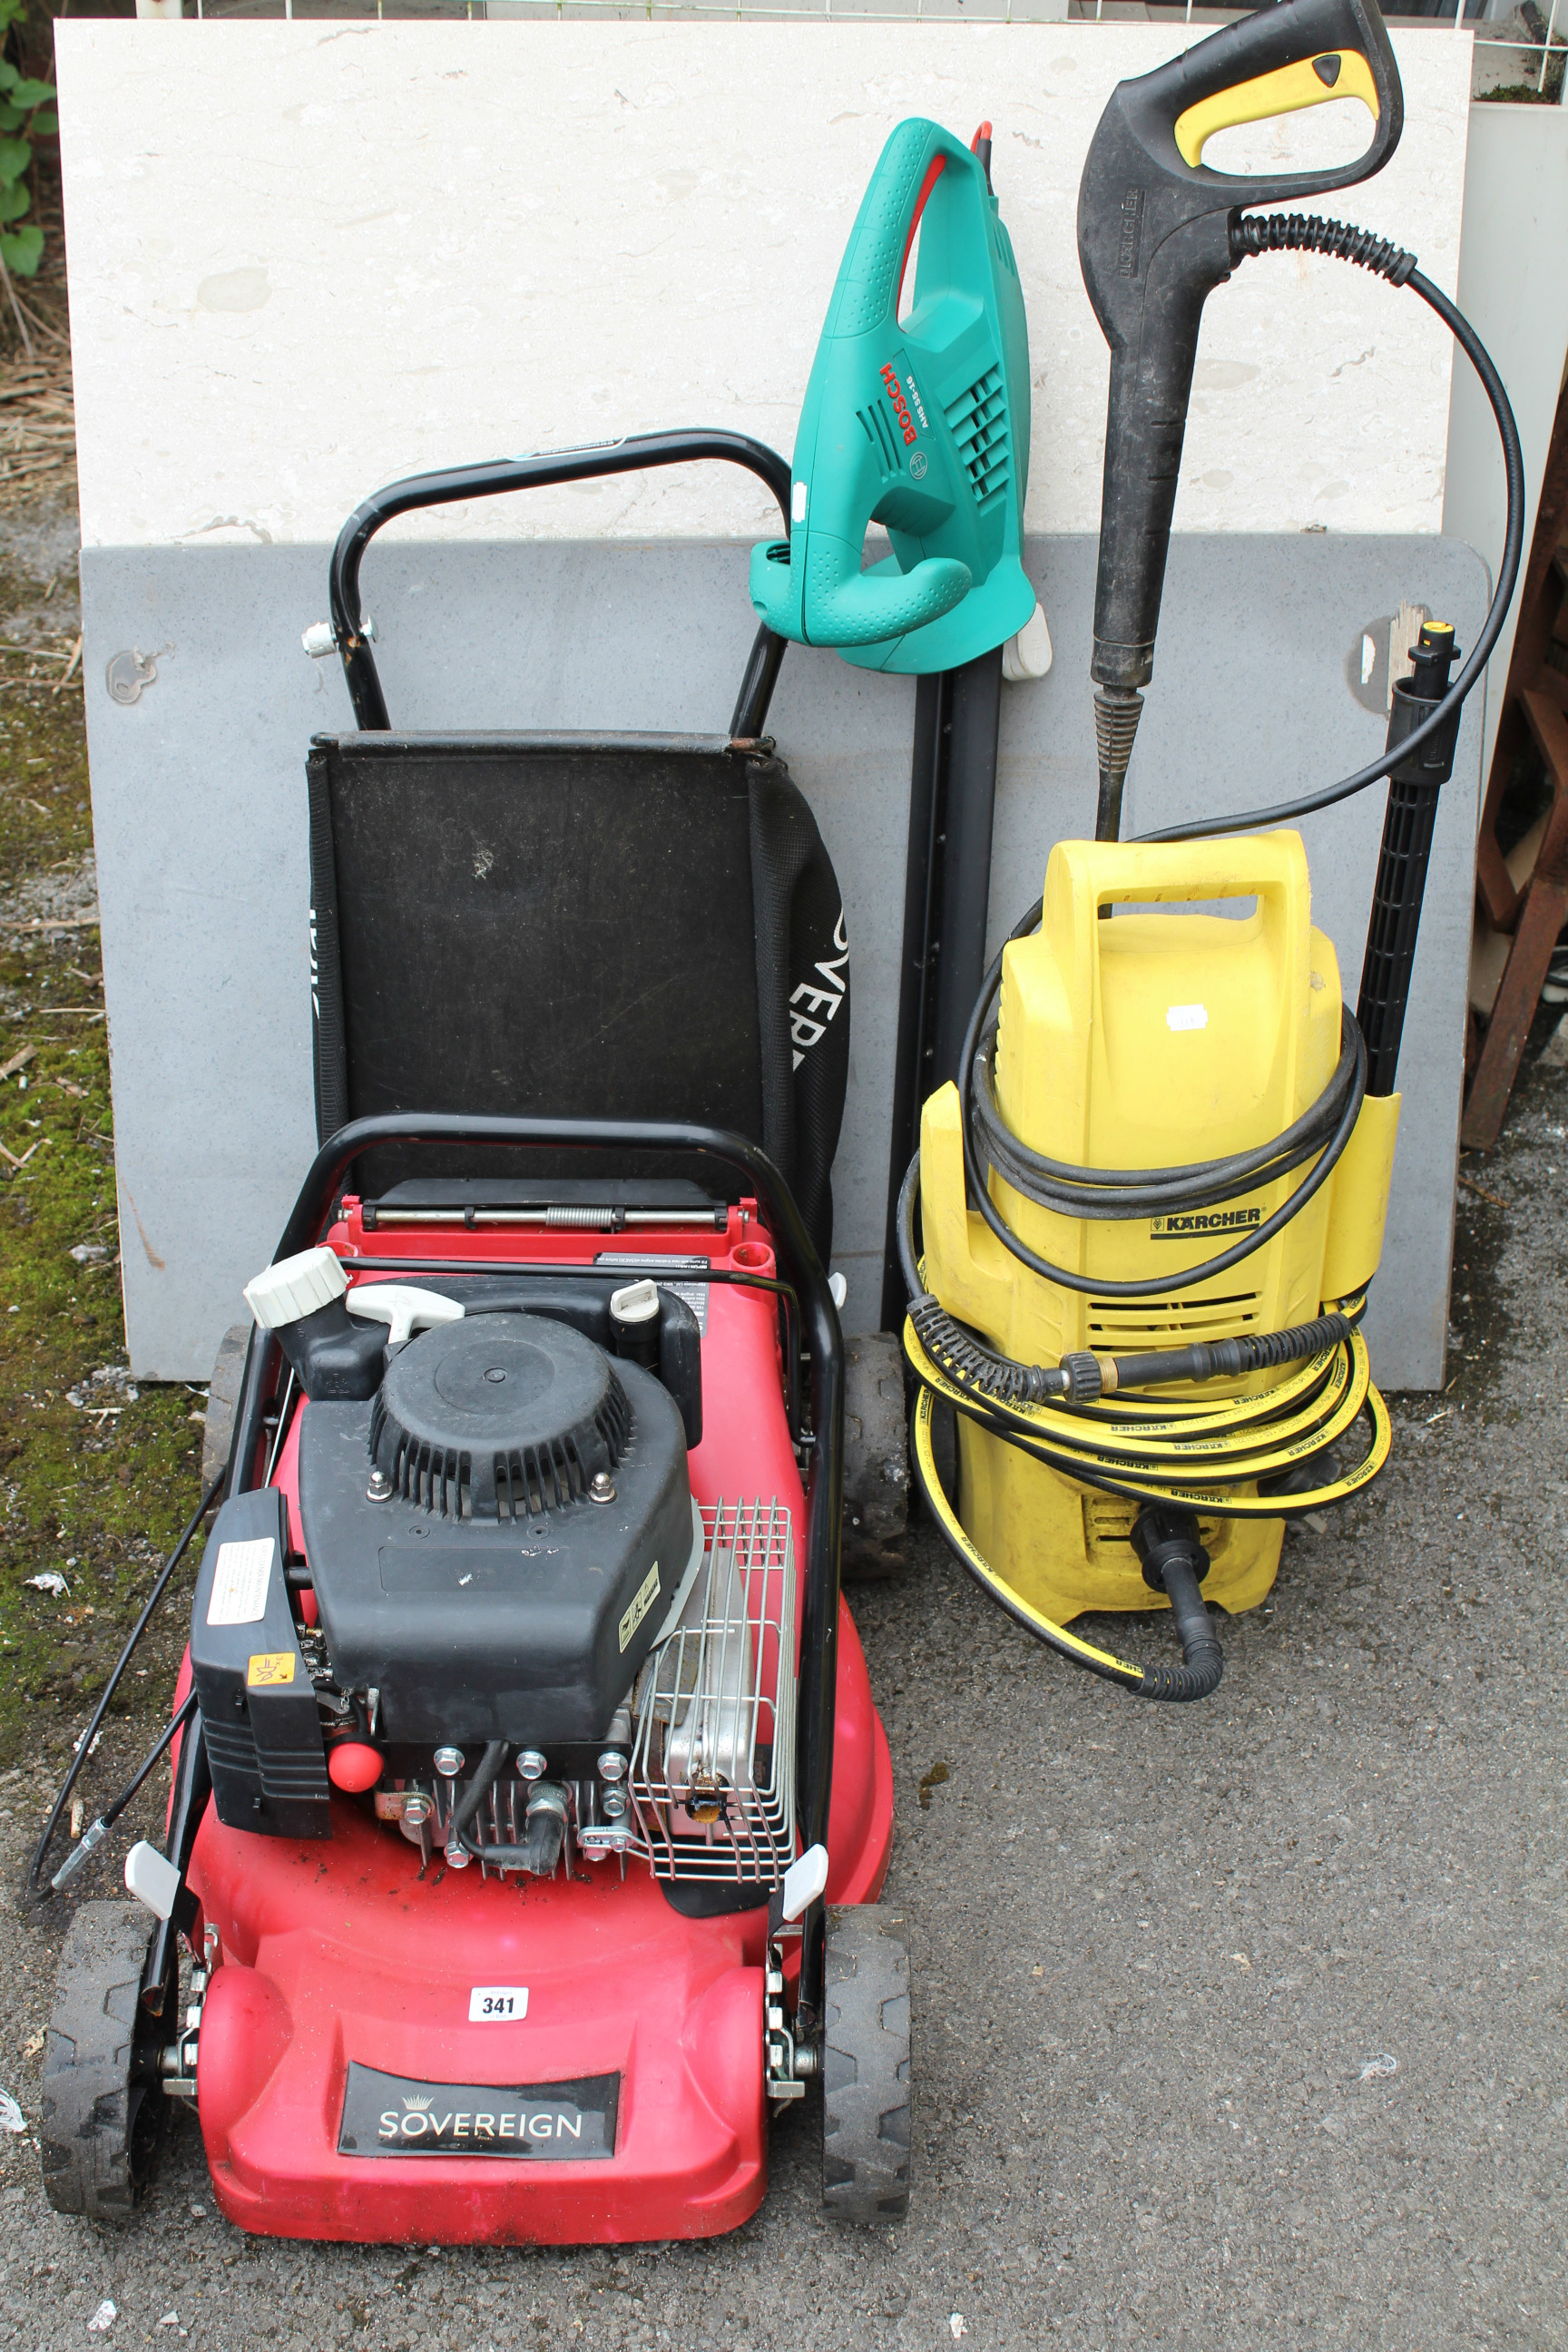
191 1756 889 2244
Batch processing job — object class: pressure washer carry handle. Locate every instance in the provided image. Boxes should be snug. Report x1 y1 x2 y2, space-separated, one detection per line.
327 429 795 740
1081 0 1402 705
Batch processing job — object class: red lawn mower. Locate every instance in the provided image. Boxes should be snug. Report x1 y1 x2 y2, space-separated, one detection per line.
34 436 907 2241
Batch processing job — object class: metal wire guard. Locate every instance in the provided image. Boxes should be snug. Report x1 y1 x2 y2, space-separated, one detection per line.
629 1500 797 1885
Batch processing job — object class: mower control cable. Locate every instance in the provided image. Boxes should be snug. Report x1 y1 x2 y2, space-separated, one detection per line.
27 1470 227 1904
46 1689 201 1896
1134 220 1524 847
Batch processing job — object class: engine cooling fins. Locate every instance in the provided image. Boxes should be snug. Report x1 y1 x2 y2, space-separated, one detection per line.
368 1315 632 1522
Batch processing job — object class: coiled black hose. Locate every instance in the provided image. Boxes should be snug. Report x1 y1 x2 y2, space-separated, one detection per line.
948 901 1368 1300
971 1008 1364 1221
897 1151 1359 1406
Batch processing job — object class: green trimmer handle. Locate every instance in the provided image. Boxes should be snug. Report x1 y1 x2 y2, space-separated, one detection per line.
751 118 988 650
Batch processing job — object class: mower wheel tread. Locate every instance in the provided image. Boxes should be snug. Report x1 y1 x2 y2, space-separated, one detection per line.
40 1899 165 2223
201 1322 250 1494
820 1905 911 2222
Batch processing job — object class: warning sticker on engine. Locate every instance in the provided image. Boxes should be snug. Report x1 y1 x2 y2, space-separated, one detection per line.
206 1538 275 1627
618 1561 661 1653
246 1651 295 1688
593 1254 710 1332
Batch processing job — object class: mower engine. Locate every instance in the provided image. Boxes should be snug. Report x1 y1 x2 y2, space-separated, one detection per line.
191 1249 795 1886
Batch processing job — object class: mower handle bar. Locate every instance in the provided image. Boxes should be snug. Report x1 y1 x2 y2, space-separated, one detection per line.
328 430 796 741
227 1111 844 2027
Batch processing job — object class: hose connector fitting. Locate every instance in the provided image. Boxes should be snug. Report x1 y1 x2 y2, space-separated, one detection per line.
1130 1506 1224 1702
1058 1351 1104 1404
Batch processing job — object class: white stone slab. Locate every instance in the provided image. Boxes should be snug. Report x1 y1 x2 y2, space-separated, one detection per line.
55 20 1470 554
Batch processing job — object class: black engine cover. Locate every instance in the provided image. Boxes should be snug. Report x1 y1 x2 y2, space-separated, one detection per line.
297 1314 694 1746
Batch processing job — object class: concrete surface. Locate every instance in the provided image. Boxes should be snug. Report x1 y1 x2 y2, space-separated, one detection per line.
56 22 1469 554
2 1054 1564 2349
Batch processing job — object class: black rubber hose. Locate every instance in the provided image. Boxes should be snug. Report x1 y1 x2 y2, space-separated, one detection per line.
1111 1308 1356 1391
971 1016 1362 1219
1131 1510 1224 1702
897 1154 1062 1403
1137 1551 1224 1702
451 1740 523 1867
1138 221 1524 846
524 1798 567 1877
897 1148 1357 1412
450 1744 568 1875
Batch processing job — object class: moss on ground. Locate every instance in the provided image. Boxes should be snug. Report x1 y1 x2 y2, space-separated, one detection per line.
0 552 207 1774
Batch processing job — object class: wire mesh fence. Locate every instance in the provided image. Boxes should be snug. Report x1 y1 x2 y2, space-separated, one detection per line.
162 0 1567 102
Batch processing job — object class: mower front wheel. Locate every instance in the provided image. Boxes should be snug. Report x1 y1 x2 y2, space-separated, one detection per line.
40 1900 175 2223
820 1906 911 2222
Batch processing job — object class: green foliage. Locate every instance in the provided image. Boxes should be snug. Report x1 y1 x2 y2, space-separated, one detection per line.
0 50 54 281
0 634 214 1769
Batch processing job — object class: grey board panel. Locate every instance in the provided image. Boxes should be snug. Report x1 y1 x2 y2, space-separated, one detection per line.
80 532 1486 1387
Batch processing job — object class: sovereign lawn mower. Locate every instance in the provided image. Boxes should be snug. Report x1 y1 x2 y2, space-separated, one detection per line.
34 435 908 2239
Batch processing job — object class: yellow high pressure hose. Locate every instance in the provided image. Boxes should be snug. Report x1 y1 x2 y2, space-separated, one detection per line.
900 1280 1391 1697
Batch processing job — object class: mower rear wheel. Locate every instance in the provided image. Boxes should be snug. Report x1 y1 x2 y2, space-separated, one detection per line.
201 1322 250 1494
820 1906 911 2222
40 1900 173 2223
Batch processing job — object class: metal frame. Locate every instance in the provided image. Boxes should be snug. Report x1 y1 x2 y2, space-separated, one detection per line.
629 1499 798 1884
326 428 795 742
878 646 1004 1329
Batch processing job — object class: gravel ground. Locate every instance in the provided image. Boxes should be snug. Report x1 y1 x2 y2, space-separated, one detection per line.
2 1065 1563 2352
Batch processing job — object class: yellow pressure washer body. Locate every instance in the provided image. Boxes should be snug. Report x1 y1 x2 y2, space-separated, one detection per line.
914 829 1398 1636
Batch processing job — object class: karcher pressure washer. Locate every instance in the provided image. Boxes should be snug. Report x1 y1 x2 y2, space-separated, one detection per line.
901 0 1524 1700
